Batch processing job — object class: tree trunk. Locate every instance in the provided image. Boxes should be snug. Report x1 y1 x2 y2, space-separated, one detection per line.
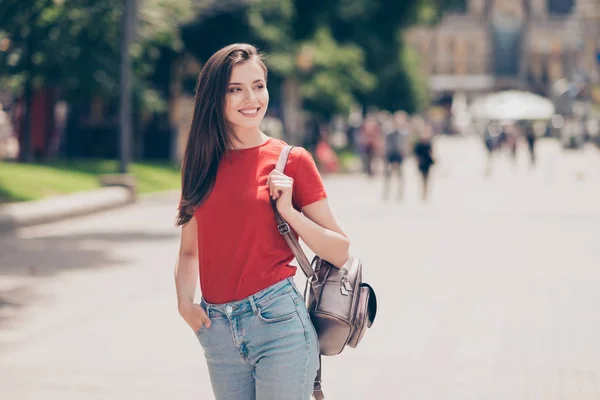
119 0 135 173
19 77 33 162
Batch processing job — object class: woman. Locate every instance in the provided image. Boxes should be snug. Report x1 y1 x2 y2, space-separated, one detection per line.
413 123 435 201
174 43 350 400
358 114 381 177
382 111 409 201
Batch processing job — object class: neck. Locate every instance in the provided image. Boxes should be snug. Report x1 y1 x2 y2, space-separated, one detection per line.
231 126 268 149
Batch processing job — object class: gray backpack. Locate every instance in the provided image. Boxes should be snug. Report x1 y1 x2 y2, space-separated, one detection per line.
270 145 378 399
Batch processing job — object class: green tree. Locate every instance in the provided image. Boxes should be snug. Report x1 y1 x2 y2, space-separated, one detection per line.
248 1 375 119
306 0 428 113
0 0 195 160
291 0 468 113
182 0 376 122
296 27 375 120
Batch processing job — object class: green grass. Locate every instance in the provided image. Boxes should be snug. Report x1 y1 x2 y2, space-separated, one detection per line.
0 159 181 203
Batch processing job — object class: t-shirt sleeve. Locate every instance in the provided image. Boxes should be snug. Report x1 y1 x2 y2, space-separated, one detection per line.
289 147 327 209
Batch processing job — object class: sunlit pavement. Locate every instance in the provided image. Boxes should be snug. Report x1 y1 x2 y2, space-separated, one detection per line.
1 136 599 399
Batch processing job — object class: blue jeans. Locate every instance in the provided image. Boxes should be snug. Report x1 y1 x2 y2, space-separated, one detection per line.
197 278 320 400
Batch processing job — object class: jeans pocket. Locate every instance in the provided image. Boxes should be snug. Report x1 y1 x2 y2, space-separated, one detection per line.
195 324 206 336
257 292 299 323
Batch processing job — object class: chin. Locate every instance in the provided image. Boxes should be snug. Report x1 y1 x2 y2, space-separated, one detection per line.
229 112 266 130
233 120 263 130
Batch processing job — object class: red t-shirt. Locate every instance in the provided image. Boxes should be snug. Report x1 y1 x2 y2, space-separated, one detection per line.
193 138 327 304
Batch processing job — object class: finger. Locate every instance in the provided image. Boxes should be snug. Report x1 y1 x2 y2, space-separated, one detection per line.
271 180 293 190
271 175 292 184
199 311 212 328
272 187 291 200
271 177 292 185
269 173 279 198
271 171 290 180
267 176 272 197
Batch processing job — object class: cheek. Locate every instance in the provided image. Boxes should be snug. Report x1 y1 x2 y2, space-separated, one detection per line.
225 96 239 118
259 89 269 106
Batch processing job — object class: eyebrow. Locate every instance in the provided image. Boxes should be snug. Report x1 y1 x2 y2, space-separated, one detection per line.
228 79 265 85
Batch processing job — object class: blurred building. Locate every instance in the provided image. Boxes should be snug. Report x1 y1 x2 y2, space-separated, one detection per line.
405 0 600 97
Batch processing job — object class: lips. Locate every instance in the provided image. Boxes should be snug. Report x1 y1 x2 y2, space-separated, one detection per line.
238 107 261 117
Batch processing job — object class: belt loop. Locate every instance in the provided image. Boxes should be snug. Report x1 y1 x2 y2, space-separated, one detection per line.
249 296 258 315
201 300 210 317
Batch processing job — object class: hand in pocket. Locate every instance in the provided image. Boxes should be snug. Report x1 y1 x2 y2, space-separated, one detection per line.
180 302 212 332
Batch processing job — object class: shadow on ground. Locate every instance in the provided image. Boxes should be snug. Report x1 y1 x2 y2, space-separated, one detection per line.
0 230 177 276
0 229 178 329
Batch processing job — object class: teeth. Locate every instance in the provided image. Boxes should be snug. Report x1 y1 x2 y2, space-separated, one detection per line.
240 109 258 115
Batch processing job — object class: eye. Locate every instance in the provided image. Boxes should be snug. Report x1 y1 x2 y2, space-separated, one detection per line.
255 84 265 90
228 87 241 93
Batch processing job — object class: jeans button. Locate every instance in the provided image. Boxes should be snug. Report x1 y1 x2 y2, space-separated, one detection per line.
225 305 233 315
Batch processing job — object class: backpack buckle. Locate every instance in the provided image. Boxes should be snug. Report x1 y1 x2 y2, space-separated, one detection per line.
278 222 291 234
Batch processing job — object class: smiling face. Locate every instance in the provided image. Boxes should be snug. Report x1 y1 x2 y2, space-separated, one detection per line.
224 57 269 133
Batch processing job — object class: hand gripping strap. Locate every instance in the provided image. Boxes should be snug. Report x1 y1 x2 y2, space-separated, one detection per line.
270 145 314 278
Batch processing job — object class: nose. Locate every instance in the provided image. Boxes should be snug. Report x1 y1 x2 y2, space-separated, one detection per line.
244 88 257 102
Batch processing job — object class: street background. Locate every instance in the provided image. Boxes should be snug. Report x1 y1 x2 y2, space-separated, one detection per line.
1 136 600 399
2 0 600 399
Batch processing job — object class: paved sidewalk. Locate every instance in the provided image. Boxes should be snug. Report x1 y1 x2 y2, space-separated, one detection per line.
0 187 134 232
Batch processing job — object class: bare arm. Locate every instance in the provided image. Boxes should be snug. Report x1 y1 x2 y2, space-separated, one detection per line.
268 153 350 269
175 216 211 330
281 199 350 268
175 217 199 307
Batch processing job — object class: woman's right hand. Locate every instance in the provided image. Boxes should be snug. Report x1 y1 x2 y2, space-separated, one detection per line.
179 302 212 332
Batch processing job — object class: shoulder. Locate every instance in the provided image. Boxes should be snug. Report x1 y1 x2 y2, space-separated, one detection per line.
262 138 317 173
287 146 316 171
285 146 319 179
289 145 312 160
266 138 313 163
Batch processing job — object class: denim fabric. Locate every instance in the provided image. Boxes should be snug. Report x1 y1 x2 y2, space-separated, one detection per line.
197 277 320 400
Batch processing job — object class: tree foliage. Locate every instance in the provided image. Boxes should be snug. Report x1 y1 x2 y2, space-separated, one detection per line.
297 27 375 120
0 0 195 110
182 0 376 119
249 0 375 119
288 0 468 113
0 0 466 120
285 0 430 113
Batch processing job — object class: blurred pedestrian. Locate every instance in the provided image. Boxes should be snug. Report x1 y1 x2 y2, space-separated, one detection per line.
315 123 340 173
358 113 381 177
346 110 362 151
525 122 537 167
505 123 518 164
382 111 409 201
413 123 435 201
484 121 502 176
496 121 517 162
174 43 350 400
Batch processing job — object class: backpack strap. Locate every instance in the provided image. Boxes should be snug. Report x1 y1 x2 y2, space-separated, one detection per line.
313 355 324 399
271 146 326 399
270 145 314 278
271 145 326 399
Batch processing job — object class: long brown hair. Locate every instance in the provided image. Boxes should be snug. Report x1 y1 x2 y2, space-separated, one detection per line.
177 43 267 226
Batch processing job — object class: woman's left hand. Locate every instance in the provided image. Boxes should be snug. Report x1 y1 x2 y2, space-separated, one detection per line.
268 169 295 217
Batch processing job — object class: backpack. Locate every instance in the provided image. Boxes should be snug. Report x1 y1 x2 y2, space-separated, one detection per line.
271 145 378 399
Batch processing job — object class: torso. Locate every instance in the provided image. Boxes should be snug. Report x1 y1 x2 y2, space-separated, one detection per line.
194 138 326 304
